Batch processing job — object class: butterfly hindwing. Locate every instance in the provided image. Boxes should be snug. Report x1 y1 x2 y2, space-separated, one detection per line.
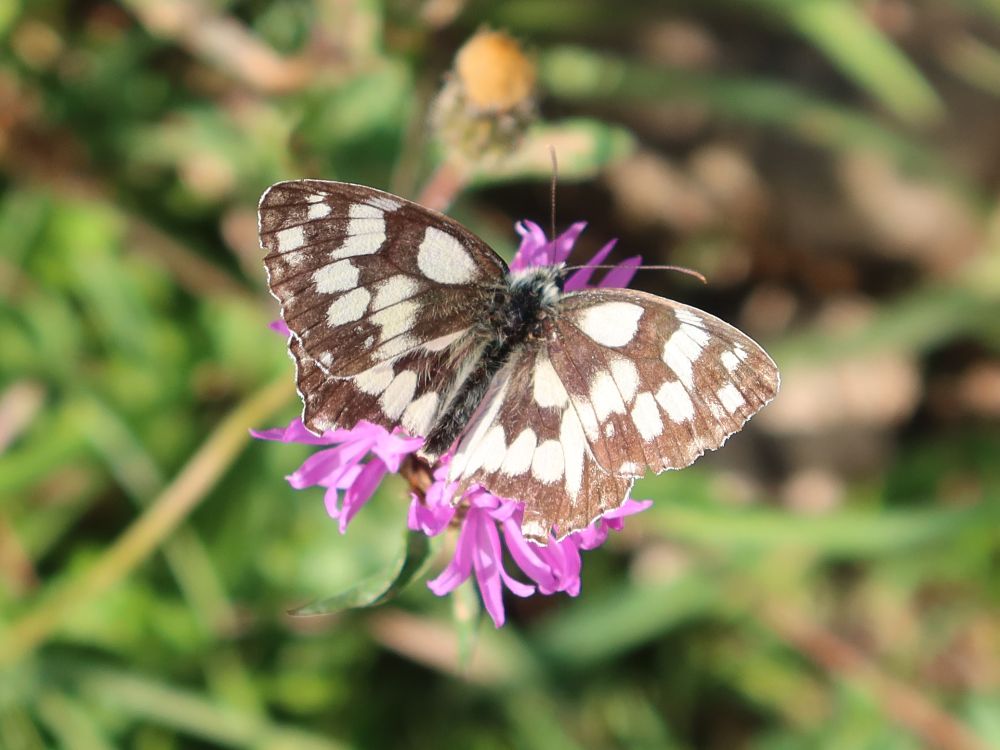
260 180 506 377
446 347 634 541
290 333 477 437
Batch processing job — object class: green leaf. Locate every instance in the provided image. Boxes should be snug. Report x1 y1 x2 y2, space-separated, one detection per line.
634 490 1000 557
288 528 437 616
452 579 482 671
753 0 944 124
540 47 964 190
532 572 719 668
0 0 20 41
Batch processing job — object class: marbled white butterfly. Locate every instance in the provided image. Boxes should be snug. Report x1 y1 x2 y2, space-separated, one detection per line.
259 180 779 542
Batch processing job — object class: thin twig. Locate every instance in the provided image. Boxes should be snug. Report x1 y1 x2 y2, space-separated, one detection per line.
417 160 469 212
121 0 313 93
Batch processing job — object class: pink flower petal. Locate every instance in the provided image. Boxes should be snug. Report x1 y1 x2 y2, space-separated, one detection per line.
269 319 291 337
564 239 617 291
338 458 387 532
427 509 477 596
251 419 345 445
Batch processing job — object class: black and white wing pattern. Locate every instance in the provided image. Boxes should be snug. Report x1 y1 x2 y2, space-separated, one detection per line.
260 179 779 544
260 180 505 436
447 289 779 541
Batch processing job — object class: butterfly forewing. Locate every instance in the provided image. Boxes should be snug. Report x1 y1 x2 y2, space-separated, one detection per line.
260 180 506 377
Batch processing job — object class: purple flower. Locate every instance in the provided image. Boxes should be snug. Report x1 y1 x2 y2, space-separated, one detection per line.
253 420 422 533
256 220 651 627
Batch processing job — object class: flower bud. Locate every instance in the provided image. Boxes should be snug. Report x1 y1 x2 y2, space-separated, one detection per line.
430 29 537 162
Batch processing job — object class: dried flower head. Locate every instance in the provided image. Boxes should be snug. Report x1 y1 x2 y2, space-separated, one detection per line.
430 29 537 161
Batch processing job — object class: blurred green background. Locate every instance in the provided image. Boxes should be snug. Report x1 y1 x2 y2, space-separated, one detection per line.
2 1 999 748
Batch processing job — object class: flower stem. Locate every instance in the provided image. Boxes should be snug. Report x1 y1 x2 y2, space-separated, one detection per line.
417 160 469 212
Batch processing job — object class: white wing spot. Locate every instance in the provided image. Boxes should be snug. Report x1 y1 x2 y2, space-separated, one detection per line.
276 226 305 252
380 370 417 420
370 299 419 340
721 350 740 373
521 519 547 540
531 440 564 484
424 329 465 352
559 408 586 498
717 382 746 413
631 391 663 440
307 202 331 220
373 275 419 310
354 364 393 395
326 287 370 326
313 260 358 294
655 380 695 422
375 334 418 361
604 423 615 437
480 426 508 473
662 323 710 389
675 308 704 328
402 391 439 437
367 195 402 212
306 193 325 203
450 377 511 479
576 301 644 347
571 395 599 439
417 227 479 284
465 425 506 475
533 354 568 409
501 428 537 476
332 204 385 259
609 357 640 403
590 371 627 421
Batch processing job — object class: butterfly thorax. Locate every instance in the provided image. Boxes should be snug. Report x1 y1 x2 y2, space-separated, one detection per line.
422 265 565 458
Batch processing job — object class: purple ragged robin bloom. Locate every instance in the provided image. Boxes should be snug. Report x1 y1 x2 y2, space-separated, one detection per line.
255 220 650 627
252 419 422 533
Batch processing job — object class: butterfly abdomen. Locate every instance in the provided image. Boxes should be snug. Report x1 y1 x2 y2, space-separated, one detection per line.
422 267 562 457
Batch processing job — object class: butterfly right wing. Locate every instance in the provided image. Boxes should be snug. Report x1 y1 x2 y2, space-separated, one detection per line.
447 288 778 542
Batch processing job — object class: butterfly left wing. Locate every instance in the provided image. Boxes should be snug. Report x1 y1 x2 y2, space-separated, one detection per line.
289 332 480 438
260 179 506 437
260 179 506 378
448 288 779 541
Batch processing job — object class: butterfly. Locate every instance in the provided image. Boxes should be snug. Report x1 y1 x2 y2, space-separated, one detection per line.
259 180 779 542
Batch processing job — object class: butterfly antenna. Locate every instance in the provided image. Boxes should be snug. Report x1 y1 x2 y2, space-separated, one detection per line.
564 263 709 285
548 144 558 242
